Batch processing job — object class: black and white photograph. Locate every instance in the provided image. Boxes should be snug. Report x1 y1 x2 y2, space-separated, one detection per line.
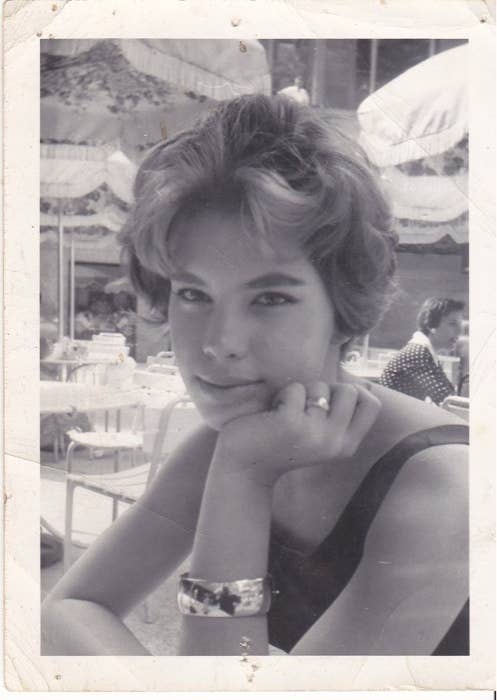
38 34 471 654
3 1 495 693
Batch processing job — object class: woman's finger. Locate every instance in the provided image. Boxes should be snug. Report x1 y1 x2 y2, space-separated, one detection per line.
327 383 359 434
272 382 306 418
304 380 331 416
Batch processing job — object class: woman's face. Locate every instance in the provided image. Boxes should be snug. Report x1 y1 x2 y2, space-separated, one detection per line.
431 310 463 353
167 206 344 429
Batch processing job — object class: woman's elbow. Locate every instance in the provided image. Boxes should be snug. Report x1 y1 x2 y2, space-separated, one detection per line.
41 595 69 654
41 594 100 655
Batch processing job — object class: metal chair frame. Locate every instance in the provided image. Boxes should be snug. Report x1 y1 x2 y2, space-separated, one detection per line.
63 396 198 572
65 397 145 517
441 395 469 421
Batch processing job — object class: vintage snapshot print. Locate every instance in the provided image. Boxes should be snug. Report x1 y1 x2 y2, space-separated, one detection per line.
3 0 495 693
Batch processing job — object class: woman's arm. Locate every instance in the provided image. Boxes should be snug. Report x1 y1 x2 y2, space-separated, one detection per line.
177 382 382 656
42 426 217 655
42 597 152 656
291 443 468 655
178 454 274 656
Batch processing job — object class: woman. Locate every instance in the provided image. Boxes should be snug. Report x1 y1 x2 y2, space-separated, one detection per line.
42 95 468 656
380 297 465 405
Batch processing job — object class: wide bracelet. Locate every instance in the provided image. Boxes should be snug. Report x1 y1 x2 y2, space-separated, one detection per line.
177 572 272 617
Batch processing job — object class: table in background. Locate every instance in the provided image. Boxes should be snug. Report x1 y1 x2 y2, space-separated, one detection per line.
40 381 144 415
41 357 118 383
342 363 382 381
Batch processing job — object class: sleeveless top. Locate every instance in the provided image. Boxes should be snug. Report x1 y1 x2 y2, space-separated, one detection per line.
267 424 469 654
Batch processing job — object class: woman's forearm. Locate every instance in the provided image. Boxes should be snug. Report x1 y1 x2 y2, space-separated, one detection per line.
41 597 151 656
178 454 274 655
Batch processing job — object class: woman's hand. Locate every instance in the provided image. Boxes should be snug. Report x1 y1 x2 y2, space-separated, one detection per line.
212 381 382 487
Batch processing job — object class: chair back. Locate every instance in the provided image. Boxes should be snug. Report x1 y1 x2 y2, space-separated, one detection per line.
438 355 461 386
146 350 176 367
146 364 178 376
378 351 397 369
141 396 203 485
67 362 102 385
441 395 469 422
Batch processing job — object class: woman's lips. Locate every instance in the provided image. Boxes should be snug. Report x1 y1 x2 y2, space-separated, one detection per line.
194 375 265 403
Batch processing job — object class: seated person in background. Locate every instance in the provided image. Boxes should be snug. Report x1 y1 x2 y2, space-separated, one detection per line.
75 307 95 339
453 320 469 397
380 298 464 405
40 335 58 380
111 292 136 343
88 296 115 333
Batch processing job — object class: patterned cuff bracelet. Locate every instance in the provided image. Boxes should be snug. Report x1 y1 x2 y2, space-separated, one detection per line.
177 572 272 617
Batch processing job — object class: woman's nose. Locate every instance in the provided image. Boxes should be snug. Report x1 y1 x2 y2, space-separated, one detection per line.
202 306 247 361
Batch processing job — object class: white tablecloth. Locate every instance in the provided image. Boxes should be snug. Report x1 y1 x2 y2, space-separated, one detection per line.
40 381 146 414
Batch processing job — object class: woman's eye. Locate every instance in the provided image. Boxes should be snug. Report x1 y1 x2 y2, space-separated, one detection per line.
175 288 211 303
252 292 297 307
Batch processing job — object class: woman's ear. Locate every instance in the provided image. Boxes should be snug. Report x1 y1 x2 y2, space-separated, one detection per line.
337 336 355 362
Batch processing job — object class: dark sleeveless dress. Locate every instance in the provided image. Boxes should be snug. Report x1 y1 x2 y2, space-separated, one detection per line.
267 424 469 654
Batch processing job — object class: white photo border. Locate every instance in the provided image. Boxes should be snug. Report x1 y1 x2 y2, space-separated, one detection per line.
3 0 495 692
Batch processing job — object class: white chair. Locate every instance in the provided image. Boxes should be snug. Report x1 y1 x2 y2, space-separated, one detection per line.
133 362 185 396
378 351 397 369
63 396 201 572
146 350 176 367
71 333 131 385
65 397 144 522
441 395 469 422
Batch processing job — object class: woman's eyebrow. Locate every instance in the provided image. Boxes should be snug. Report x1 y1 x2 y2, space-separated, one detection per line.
245 273 306 289
169 271 206 286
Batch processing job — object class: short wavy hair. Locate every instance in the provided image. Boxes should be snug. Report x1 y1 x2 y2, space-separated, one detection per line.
416 297 465 335
120 94 398 338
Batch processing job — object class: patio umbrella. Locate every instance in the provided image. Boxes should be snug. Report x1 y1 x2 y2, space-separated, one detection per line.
41 39 270 153
40 145 132 274
40 144 136 339
357 44 468 247
40 143 136 202
358 44 467 167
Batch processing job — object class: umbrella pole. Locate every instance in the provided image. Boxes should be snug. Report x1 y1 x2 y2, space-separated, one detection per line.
311 40 327 106
57 200 64 339
369 40 378 94
69 230 75 340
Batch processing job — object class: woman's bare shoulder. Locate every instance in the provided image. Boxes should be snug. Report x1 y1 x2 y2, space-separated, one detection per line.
292 440 468 655
330 442 467 652
350 382 469 564
365 440 468 568
369 382 466 436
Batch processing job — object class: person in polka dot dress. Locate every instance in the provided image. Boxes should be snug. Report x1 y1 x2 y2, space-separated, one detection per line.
380 298 465 405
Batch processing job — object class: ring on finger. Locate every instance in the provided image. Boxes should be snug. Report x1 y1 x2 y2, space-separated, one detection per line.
305 396 330 412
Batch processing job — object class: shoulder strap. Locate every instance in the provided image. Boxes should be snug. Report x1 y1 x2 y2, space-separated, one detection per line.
310 424 469 567
268 424 469 653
